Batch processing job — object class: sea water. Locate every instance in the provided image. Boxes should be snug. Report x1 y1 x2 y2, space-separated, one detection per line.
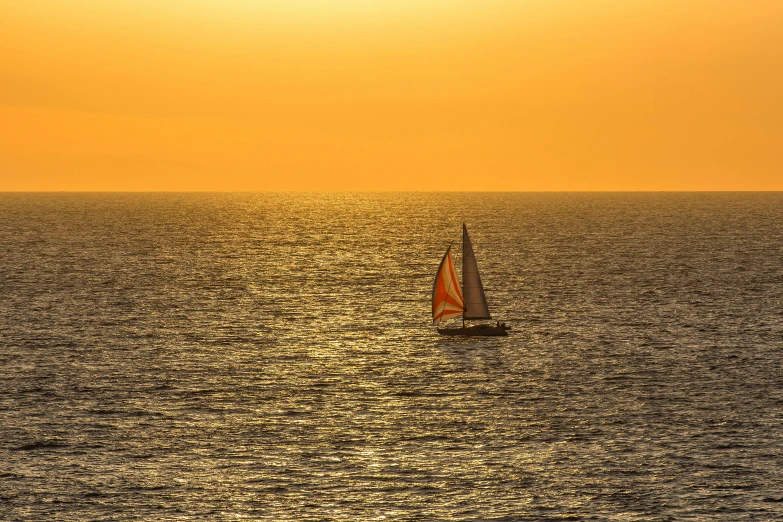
1 192 781 520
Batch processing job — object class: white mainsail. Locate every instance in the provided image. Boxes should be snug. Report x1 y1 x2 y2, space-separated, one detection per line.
432 246 464 323
461 224 491 320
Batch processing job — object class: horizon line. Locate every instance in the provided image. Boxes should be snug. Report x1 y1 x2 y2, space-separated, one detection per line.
2 190 782 194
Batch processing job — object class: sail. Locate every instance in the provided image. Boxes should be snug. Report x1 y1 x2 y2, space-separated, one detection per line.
462 224 491 319
432 246 464 323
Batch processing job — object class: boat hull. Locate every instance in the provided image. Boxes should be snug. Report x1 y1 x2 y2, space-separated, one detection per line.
437 326 508 337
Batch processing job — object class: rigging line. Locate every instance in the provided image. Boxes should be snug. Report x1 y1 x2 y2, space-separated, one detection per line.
459 223 467 328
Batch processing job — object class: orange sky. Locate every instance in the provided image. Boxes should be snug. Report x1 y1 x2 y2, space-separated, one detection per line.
1 0 781 191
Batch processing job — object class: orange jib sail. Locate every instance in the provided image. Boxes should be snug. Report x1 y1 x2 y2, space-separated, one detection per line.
432 246 464 323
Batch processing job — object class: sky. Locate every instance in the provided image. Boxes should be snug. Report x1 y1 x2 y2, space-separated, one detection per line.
1 0 781 191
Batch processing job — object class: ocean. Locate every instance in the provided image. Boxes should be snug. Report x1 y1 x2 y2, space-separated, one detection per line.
1 192 781 520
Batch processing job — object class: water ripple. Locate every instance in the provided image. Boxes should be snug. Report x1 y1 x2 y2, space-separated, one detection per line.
0 192 781 520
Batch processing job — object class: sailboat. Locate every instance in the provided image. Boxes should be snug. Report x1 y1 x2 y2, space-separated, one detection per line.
432 224 509 336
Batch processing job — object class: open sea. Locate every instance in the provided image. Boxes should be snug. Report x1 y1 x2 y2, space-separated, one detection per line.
1 192 782 521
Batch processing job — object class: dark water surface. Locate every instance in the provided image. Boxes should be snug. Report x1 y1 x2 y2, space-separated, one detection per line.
1 193 782 520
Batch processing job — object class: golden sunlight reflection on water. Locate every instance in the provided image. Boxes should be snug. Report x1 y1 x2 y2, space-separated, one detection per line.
0 193 782 519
